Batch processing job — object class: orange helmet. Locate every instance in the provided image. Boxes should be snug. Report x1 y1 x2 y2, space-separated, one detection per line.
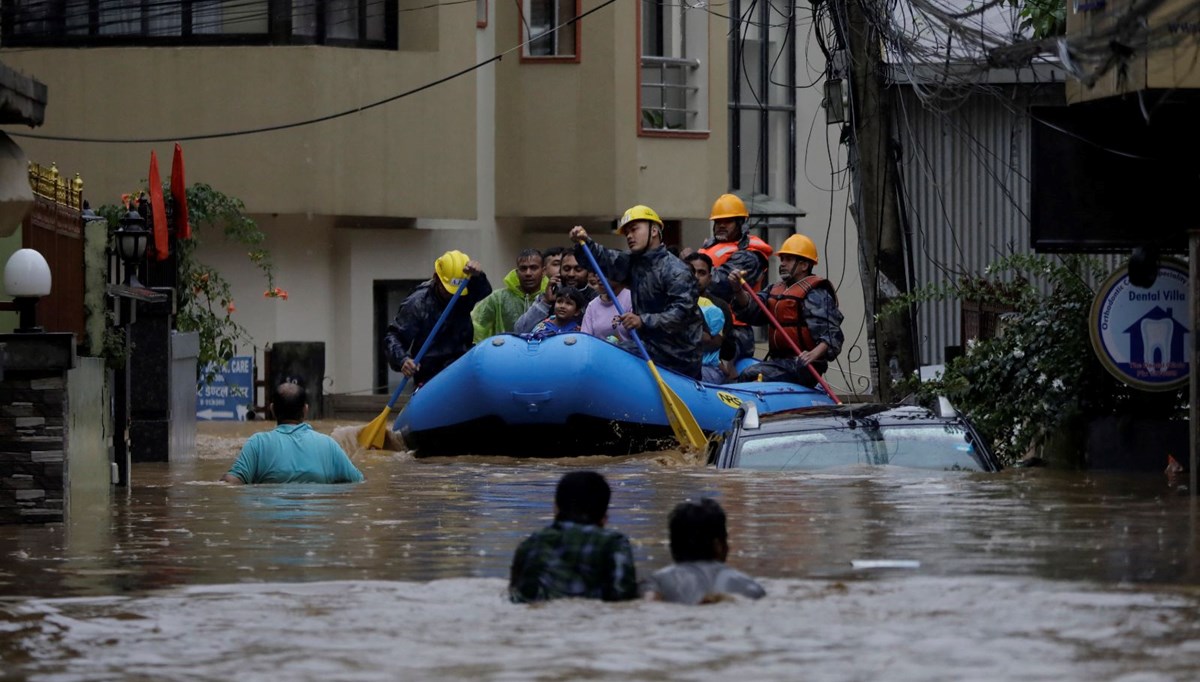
709 193 749 221
778 234 818 264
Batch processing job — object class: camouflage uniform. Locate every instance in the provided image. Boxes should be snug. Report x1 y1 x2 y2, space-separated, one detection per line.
576 240 704 379
383 274 492 386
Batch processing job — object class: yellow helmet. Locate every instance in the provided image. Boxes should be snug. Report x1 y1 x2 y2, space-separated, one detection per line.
709 193 749 221
778 234 818 264
616 205 664 234
434 249 470 294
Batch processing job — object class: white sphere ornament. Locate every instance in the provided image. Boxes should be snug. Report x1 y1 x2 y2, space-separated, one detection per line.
4 248 52 297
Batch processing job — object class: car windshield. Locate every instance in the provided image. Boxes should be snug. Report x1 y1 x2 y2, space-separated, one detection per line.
735 422 983 471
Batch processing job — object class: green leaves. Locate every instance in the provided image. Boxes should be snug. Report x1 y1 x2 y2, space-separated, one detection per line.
100 183 278 385
890 254 1185 466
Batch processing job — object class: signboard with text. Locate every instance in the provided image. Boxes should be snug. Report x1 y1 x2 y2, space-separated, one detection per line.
196 355 253 420
1089 259 1189 392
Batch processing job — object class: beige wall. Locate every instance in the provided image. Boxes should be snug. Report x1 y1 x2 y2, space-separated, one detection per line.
496 0 727 221
0 4 480 220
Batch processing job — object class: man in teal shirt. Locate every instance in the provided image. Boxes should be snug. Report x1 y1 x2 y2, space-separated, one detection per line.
221 382 364 485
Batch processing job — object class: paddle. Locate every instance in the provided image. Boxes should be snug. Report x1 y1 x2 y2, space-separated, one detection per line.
736 277 843 405
357 277 470 449
577 241 707 451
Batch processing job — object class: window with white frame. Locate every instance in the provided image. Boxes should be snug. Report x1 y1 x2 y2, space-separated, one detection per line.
522 0 578 58
640 0 707 132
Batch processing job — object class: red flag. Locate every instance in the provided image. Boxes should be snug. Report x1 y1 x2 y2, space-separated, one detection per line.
148 150 168 261
170 143 191 240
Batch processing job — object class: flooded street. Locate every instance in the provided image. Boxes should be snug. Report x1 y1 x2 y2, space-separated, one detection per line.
3 420 1200 680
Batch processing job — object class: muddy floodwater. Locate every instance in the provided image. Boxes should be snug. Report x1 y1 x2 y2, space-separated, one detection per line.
3 420 1200 680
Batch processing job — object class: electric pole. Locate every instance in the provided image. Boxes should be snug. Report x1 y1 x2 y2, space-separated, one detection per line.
836 0 918 400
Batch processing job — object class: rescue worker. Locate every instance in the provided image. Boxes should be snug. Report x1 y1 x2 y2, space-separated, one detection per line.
731 234 843 387
471 248 547 343
384 250 492 387
570 206 704 379
698 193 774 360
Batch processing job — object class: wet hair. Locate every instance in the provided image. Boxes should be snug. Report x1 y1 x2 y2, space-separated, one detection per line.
668 498 728 562
556 286 587 315
516 248 543 264
683 252 714 269
272 381 307 422
555 471 611 525
542 246 567 261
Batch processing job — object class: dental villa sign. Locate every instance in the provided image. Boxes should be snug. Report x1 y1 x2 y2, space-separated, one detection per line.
1089 259 1189 392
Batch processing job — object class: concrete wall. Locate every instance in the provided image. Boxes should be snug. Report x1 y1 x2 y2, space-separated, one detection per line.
1 4 480 220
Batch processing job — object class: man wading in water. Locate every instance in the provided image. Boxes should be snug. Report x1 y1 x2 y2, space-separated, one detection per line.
221 381 364 485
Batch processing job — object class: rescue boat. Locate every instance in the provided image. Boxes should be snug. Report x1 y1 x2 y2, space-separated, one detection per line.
395 332 835 456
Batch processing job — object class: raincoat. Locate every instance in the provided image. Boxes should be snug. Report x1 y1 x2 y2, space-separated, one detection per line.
471 269 548 343
384 274 492 386
575 240 704 378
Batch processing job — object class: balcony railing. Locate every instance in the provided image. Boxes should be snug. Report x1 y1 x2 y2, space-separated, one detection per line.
640 55 701 131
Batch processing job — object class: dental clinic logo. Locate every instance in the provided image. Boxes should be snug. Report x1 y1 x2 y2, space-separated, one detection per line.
1089 259 1189 392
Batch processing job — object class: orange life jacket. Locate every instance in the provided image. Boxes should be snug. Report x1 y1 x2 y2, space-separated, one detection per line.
765 275 838 355
700 235 773 327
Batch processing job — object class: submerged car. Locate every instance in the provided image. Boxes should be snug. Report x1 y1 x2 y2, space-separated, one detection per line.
707 400 1001 472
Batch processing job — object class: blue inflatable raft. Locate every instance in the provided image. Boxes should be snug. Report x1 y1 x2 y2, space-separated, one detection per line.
395 332 834 456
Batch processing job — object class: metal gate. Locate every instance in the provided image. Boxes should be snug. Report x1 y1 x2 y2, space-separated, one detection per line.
23 162 84 341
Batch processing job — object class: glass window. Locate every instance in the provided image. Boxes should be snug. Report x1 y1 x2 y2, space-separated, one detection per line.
729 0 796 206
522 0 578 58
639 0 707 133
2 0 394 48
736 424 983 471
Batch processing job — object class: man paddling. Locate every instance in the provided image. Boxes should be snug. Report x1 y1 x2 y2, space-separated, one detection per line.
731 234 844 386
384 250 491 387
570 206 704 379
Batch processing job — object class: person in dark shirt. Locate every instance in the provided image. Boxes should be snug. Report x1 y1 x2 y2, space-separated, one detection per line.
509 471 638 603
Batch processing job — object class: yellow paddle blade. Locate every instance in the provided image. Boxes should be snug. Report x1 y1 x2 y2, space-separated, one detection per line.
644 360 707 451
357 407 394 450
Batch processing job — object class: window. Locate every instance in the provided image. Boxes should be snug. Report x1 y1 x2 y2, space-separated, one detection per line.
729 0 796 208
520 0 579 60
639 0 708 134
2 0 396 48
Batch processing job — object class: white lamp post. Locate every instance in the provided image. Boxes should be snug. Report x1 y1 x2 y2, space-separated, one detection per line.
3 248 52 333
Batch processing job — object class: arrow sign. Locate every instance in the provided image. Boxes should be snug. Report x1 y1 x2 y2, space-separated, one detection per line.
197 409 235 420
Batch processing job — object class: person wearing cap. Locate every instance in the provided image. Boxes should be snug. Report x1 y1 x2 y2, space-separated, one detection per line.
731 233 843 386
697 193 775 360
570 206 704 379
383 250 492 387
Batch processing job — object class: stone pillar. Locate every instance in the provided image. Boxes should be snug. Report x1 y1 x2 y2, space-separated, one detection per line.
0 332 74 524
128 288 174 462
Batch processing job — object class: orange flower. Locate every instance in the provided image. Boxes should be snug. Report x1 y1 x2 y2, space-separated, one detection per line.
264 287 289 300
226 302 236 314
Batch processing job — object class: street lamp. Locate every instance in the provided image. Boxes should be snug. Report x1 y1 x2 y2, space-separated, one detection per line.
3 248 52 333
114 208 149 288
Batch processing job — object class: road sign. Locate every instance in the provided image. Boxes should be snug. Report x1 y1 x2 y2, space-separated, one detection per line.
1089 259 1190 392
197 355 254 420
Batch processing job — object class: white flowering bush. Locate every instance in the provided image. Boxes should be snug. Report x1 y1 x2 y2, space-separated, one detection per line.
886 254 1186 466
